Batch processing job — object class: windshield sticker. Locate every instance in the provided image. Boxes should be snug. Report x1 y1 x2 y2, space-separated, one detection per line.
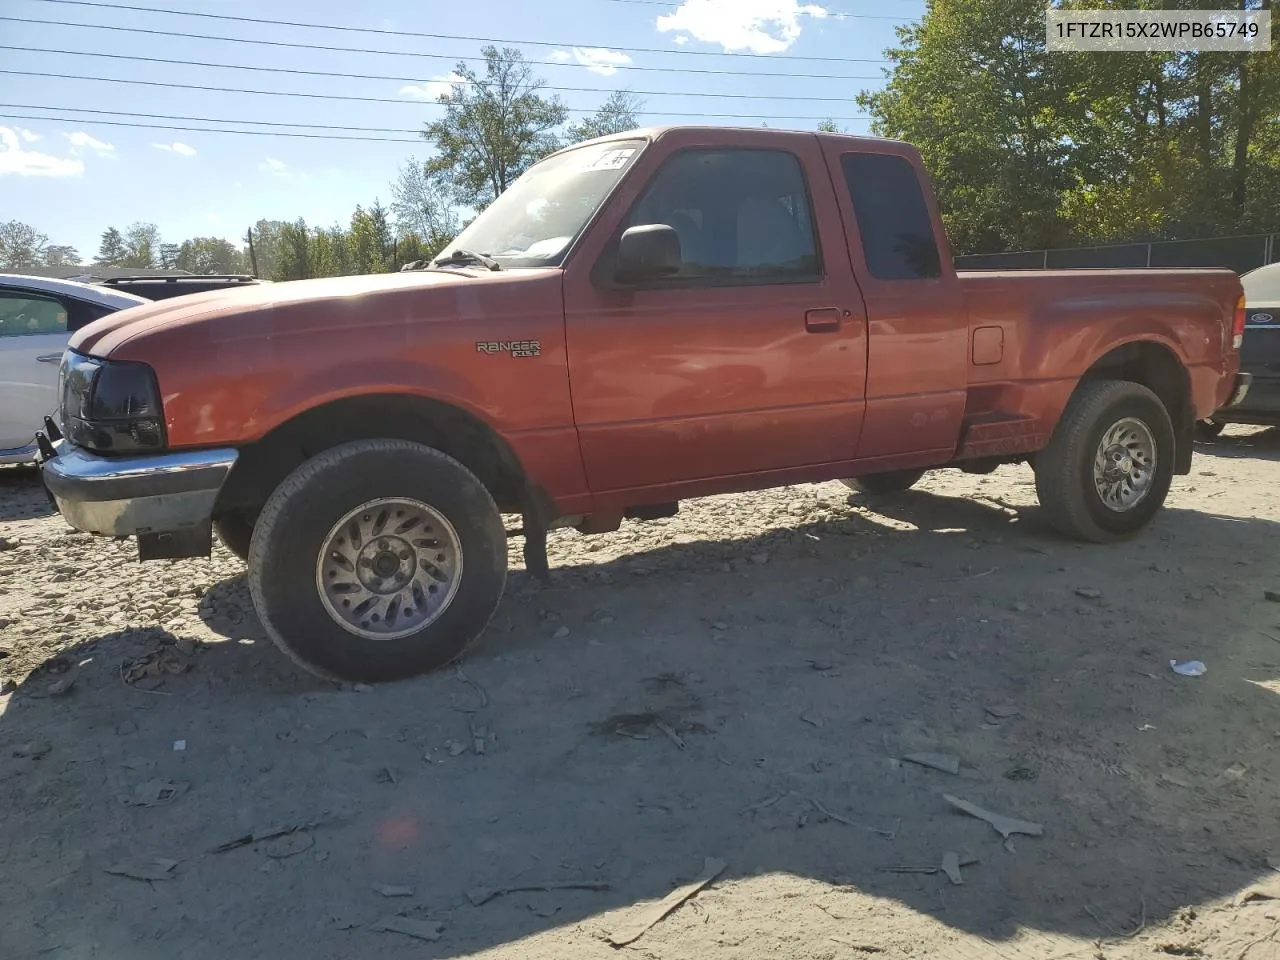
582 148 636 171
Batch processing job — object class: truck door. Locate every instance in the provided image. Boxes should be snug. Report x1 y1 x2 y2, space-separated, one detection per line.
819 143 969 465
562 130 868 495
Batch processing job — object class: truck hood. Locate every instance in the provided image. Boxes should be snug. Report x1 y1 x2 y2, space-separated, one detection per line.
70 268 522 357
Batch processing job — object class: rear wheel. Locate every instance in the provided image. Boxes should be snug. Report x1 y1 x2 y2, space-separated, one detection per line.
247 439 507 683
1194 418 1226 441
841 469 926 496
1034 380 1174 543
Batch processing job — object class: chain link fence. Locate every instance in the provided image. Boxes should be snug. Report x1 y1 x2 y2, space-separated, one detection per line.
955 232 1278 274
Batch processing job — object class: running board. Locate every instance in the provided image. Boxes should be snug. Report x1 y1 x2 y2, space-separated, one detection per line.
956 412 1047 460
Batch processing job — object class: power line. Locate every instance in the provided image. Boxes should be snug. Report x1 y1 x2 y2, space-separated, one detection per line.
0 44 890 83
1 69 877 106
0 110 868 143
4 16 894 74
598 0 918 18
23 0 894 63
0 112 423 143
0 103 423 133
6 101 872 125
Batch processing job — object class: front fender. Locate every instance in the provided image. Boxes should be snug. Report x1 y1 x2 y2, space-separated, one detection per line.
246 359 493 442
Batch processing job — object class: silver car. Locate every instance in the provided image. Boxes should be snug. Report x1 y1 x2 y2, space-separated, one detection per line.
0 275 148 464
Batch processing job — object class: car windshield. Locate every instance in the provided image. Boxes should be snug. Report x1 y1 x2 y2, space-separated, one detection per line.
1242 263 1280 304
434 139 646 269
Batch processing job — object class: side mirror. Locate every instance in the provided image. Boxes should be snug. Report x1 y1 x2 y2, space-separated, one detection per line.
616 224 682 283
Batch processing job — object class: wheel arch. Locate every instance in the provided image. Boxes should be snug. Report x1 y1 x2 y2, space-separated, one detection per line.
1074 339 1193 474
215 392 534 518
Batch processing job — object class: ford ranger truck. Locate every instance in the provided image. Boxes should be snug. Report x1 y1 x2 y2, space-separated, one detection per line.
41 126 1250 683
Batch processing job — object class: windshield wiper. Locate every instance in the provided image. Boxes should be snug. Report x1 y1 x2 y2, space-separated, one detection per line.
431 249 502 271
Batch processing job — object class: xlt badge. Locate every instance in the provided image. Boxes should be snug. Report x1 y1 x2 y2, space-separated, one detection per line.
476 340 541 358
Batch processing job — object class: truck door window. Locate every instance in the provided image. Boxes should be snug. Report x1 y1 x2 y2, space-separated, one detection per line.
841 153 942 281
626 148 819 284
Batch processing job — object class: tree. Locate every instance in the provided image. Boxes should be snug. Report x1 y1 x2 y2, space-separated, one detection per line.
859 0 1280 252
393 231 428 270
423 46 568 209
158 242 181 270
272 219 311 281
858 0 1078 254
43 244 80 267
817 119 843 133
390 158 461 258
96 227 128 266
308 227 343 278
565 91 645 143
175 237 246 275
347 205 389 274
369 200 394 266
0 221 49 270
122 222 161 269
247 220 290 279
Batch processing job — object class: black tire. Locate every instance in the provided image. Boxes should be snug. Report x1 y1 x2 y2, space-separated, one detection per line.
213 513 255 562
1034 380 1174 543
1194 418 1226 441
247 439 507 683
841 469 927 496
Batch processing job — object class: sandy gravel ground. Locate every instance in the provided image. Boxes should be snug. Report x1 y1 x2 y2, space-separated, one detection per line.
2 428 1279 960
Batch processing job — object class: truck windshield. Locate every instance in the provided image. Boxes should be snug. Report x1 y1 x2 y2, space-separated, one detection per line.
434 139 646 270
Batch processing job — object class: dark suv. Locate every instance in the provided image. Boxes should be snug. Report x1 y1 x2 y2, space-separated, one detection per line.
1199 261 1279 438
98 275 263 301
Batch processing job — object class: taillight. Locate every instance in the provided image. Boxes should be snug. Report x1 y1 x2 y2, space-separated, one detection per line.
1233 294 1246 350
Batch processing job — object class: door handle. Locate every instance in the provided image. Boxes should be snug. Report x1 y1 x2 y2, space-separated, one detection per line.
804 308 843 332
36 353 63 363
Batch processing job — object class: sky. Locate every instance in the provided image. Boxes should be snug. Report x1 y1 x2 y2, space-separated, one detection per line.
0 0 924 260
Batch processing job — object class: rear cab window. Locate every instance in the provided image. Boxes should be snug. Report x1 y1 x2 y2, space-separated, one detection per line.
840 153 942 281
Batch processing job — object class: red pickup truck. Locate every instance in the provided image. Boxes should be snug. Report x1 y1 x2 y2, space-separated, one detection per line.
42 126 1250 682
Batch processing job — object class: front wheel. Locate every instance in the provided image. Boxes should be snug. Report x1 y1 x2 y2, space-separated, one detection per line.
1034 380 1174 543
247 439 508 683
841 469 927 496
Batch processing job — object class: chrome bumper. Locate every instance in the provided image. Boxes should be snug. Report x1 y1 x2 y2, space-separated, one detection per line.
1224 372 1253 408
41 440 238 538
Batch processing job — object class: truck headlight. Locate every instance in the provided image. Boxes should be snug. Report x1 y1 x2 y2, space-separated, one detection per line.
60 350 166 454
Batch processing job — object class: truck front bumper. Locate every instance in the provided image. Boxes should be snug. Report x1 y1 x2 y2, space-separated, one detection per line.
41 441 238 549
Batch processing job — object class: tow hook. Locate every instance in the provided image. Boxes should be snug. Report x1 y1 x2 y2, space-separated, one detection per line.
36 431 58 464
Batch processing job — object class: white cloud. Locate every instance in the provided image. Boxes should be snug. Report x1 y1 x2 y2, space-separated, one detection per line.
570 47 633 76
656 0 827 54
62 130 115 156
0 126 84 178
259 156 289 177
152 141 197 157
673 35 690 45
400 72 466 101
547 47 633 75
17 127 41 142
